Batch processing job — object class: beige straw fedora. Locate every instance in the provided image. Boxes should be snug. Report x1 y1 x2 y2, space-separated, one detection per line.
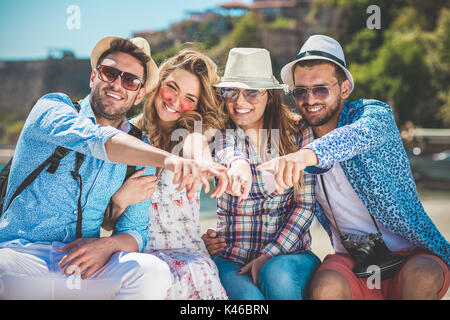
90 36 159 93
215 48 288 91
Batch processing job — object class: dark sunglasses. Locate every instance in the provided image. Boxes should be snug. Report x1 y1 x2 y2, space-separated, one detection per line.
292 82 339 101
220 88 266 104
97 65 144 91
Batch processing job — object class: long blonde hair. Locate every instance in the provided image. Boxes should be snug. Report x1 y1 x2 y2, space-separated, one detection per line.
136 49 227 151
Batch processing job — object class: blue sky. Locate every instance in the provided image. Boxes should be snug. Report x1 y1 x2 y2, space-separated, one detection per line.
0 0 252 60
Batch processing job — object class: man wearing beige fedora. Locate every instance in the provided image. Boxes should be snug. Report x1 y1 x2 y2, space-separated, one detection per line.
0 36 225 299
258 35 449 300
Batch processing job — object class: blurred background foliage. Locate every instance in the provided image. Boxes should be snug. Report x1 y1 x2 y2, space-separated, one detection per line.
1 0 449 145
150 0 450 128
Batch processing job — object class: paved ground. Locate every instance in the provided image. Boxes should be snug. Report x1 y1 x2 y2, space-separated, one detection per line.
199 189 450 300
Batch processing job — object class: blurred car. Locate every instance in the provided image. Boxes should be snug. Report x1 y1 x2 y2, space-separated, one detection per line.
408 149 450 182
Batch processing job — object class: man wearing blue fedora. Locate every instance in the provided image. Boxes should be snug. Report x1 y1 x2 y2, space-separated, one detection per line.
258 35 449 300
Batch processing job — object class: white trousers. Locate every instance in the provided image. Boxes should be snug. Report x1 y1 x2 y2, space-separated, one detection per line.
0 241 173 300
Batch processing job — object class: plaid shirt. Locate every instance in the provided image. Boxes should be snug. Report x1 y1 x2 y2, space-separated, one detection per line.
213 120 316 265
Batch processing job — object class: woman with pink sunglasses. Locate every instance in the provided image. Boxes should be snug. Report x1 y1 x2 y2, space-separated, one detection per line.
104 49 229 299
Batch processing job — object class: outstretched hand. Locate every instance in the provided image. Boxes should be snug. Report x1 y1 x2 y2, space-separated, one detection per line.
163 155 227 202
256 149 318 193
225 159 252 202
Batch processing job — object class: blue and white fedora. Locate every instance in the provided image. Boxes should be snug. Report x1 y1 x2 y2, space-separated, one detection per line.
280 35 354 93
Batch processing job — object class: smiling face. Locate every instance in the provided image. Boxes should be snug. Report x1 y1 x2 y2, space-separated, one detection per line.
293 62 350 134
89 51 146 125
154 68 201 126
225 88 268 131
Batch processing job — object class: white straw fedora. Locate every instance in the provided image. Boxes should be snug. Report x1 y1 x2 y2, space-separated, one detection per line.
280 35 354 93
90 36 159 93
215 48 288 91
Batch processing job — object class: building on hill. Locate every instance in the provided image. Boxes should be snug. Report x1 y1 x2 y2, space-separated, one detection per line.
188 10 222 23
251 0 312 21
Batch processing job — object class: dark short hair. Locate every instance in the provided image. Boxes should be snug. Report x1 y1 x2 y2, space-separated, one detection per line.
97 39 150 81
293 59 347 83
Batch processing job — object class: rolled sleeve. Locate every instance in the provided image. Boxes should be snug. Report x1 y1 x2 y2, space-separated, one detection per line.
114 198 150 252
113 164 154 252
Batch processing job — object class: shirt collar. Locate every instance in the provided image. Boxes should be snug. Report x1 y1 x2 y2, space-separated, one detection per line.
78 94 131 133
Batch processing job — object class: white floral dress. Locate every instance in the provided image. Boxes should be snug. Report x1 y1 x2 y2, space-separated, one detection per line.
143 169 227 300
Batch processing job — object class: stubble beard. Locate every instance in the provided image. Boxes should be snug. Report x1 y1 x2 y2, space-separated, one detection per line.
299 96 342 127
90 85 135 122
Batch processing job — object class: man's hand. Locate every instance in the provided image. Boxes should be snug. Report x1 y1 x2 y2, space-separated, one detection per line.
164 156 227 202
111 168 157 211
201 229 227 256
257 149 318 193
58 237 117 279
226 159 252 202
237 254 270 285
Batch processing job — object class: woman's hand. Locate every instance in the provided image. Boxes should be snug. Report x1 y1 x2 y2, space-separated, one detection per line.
164 155 227 202
226 159 252 202
201 229 227 256
237 254 271 285
111 168 157 212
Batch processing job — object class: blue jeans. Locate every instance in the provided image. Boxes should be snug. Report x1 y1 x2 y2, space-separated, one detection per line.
213 251 320 300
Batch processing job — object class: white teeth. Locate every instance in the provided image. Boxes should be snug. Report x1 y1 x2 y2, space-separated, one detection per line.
308 106 323 112
107 92 122 100
165 104 177 113
235 108 252 114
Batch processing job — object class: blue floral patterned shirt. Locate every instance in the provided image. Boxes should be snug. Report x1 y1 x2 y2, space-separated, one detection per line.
0 93 154 251
304 99 449 265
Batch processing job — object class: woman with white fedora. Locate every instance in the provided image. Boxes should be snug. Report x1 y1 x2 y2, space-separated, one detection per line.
202 47 321 300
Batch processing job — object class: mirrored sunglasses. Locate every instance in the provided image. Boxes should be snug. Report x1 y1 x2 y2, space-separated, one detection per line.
220 88 266 104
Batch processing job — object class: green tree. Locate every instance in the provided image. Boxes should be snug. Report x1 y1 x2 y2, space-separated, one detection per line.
230 13 263 47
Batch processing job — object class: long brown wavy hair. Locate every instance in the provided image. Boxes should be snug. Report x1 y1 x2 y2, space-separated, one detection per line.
262 90 301 159
136 49 227 151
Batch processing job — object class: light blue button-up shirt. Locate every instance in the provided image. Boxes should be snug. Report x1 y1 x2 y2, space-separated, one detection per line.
0 93 153 251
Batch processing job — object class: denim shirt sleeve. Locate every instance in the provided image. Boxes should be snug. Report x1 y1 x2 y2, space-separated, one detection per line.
26 93 121 162
114 137 155 252
114 193 151 252
304 100 396 168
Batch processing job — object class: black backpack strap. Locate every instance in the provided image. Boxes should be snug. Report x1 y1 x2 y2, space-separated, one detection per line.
46 146 71 174
3 146 71 214
72 101 81 112
125 124 143 179
71 152 85 238
0 157 13 214
1 100 82 217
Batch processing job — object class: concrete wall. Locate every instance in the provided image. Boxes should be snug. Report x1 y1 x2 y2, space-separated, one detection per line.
0 57 91 114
